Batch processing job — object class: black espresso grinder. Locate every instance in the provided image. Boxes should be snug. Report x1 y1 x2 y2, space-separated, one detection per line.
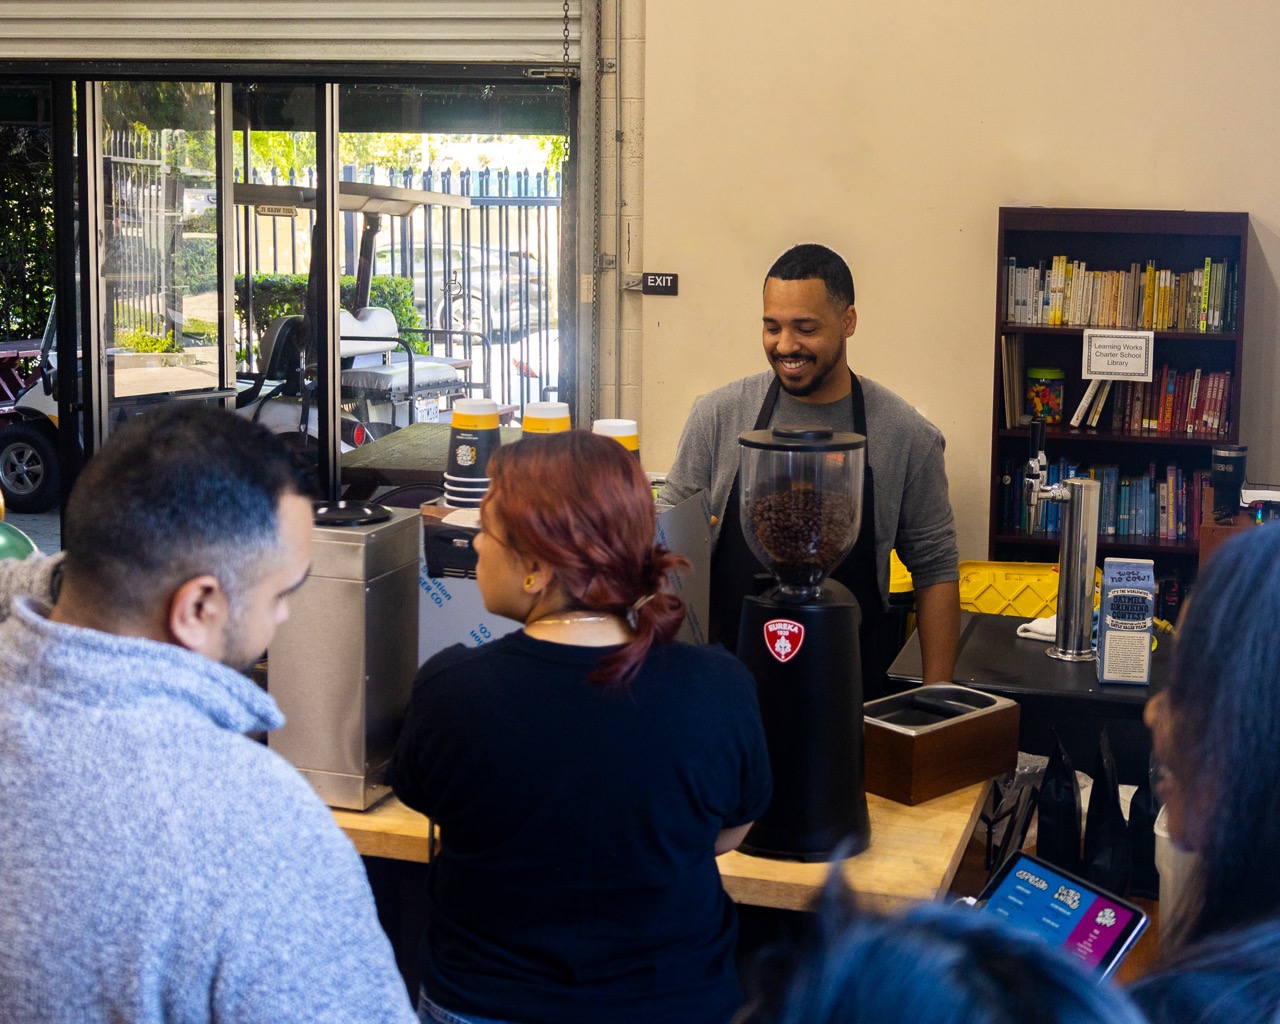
735 425 871 861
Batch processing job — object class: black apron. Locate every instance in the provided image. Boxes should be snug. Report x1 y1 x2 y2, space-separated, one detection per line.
708 371 894 700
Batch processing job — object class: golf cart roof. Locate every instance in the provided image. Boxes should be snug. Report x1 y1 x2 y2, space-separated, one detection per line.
234 180 471 217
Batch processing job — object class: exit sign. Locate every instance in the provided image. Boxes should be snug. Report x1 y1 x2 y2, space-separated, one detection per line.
642 272 678 295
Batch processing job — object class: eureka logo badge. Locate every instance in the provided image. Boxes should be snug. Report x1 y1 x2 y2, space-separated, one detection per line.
764 619 805 663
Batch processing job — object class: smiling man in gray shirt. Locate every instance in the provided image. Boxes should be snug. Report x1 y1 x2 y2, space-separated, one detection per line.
660 243 960 694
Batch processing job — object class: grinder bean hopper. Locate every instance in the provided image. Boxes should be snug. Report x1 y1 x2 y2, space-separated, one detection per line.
735 425 871 860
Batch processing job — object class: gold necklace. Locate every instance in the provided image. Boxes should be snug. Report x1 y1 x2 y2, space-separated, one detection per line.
528 613 612 627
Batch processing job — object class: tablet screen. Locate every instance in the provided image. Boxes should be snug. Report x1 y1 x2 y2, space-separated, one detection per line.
977 852 1148 980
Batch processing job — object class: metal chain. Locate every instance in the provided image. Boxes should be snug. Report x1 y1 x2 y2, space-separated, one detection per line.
589 0 601 423
562 0 572 163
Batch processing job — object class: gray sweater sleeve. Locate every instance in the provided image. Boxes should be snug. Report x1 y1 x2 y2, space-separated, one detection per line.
861 377 959 600
0 553 62 622
658 375 773 548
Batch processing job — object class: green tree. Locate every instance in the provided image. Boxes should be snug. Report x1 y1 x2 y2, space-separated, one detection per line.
0 125 54 341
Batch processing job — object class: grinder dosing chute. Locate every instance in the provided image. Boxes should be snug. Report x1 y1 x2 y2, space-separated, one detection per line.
735 425 871 861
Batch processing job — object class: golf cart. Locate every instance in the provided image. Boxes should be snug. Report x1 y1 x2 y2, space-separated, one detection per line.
0 181 488 513
234 181 487 436
0 306 59 512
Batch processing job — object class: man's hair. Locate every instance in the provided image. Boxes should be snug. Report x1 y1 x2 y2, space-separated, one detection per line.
765 243 856 309
60 403 317 616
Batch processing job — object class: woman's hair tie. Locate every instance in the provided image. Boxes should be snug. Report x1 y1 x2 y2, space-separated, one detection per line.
627 592 657 629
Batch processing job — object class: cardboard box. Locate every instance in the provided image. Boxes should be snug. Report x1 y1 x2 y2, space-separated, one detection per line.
863 685 1020 805
1096 558 1156 685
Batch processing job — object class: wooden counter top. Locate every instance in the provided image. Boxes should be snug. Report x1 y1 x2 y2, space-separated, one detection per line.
717 782 989 911
335 780 989 913
332 798 437 864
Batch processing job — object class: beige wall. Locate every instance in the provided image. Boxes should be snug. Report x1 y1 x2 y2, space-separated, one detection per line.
635 0 1280 561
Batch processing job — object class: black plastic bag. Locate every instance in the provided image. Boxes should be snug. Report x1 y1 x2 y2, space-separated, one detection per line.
1081 728 1131 894
1037 732 1082 875
1127 779 1160 899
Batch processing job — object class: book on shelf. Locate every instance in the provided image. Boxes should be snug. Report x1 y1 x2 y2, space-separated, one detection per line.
1102 364 1237 437
1000 334 1025 430
1185 369 1202 434
998 458 1207 544
1069 378 1102 428
1159 367 1177 433
1024 369 1231 437
1087 379 1113 429
1002 256 1234 331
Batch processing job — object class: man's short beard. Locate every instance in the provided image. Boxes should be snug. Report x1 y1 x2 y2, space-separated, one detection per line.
220 590 266 675
772 354 835 399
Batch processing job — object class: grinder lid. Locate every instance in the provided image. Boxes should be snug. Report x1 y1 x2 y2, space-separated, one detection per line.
311 500 393 526
739 425 866 452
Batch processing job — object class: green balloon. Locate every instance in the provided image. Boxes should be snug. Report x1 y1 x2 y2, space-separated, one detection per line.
0 521 37 560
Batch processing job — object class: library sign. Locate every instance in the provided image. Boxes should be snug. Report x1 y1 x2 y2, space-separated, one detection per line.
1082 330 1154 381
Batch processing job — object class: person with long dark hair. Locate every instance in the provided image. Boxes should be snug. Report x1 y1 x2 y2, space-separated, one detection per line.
1129 524 1280 1023
391 429 772 1024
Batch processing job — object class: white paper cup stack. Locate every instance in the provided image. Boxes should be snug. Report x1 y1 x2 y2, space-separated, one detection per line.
444 398 500 507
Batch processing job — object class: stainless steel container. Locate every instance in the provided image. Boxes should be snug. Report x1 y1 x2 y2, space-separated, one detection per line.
268 506 420 809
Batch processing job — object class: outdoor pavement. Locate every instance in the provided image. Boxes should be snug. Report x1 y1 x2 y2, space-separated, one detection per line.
6 508 61 553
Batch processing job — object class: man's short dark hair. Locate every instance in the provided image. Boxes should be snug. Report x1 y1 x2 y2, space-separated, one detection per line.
765 243 856 309
61 403 317 615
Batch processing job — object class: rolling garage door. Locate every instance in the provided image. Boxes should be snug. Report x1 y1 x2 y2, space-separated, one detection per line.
0 1 580 65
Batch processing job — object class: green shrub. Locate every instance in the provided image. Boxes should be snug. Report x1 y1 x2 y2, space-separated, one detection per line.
234 273 307 338
184 209 219 234
116 324 182 353
234 273 423 341
0 125 54 341
366 275 422 337
182 316 217 344
176 237 217 294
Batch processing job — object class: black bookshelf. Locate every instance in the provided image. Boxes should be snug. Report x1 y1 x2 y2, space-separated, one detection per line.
989 207 1248 592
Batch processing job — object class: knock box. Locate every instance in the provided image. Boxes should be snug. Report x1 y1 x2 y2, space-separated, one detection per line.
863 684 1019 805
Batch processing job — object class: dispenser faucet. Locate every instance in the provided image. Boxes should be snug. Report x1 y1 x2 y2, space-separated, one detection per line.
1022 419 1100 662
1023 419 1052 519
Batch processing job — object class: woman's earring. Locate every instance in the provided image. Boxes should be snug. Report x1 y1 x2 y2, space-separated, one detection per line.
523 574 536 591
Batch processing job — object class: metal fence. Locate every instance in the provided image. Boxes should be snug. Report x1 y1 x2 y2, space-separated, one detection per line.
232 162 562 409
102 133 563 412
104 128 215 342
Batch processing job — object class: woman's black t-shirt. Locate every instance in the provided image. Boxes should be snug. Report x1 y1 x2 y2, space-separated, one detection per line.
390 631 772 1024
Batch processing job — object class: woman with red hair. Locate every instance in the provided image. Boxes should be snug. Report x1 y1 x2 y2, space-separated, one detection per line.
391 430 771 1024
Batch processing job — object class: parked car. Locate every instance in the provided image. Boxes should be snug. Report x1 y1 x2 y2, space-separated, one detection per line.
496 327 560 408
374 242 548 340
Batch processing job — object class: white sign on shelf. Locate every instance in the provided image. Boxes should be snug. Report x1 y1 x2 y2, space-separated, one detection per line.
1081 330 1154 381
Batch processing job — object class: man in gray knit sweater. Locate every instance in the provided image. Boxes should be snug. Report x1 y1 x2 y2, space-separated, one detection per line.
0 405 416 1023
660 243 960 693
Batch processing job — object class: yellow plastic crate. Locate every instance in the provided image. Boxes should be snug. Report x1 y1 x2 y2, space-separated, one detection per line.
959 560 1101 618
889 549 913 595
